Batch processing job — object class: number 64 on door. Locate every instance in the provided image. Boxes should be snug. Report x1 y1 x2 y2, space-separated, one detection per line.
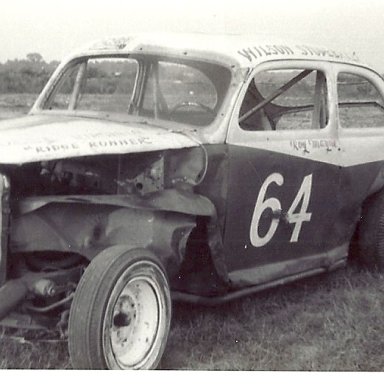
250 173 313 247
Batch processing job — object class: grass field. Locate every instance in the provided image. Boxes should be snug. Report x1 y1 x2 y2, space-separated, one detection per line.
1 266 384 370
1 95 384 370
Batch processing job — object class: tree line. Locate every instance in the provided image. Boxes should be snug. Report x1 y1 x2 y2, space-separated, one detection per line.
0 53 59 93
1 53 383 98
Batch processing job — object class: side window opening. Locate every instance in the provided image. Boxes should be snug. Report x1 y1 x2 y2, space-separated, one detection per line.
239 68 329 131
337 72 384 128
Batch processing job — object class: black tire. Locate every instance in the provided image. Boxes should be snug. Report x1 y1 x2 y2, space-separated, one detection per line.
68 246 171 370
357 191 384 271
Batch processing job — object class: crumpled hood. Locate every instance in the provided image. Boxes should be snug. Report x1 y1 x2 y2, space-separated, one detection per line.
0 114 197 164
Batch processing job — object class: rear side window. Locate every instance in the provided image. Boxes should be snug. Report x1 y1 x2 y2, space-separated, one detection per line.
337 72 384 128
239 68 329 131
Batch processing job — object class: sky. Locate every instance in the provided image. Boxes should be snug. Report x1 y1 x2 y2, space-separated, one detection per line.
1 0 384 71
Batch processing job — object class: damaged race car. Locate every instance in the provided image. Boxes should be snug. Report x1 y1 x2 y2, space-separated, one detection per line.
1 34 384 369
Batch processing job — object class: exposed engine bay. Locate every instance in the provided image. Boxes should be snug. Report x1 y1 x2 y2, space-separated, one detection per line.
7 146 207 199
0 146 224 330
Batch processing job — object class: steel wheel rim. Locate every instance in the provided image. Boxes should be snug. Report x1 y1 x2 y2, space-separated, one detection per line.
102 267 163 369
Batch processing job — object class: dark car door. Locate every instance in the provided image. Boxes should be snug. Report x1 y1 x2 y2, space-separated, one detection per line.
224 61 346 288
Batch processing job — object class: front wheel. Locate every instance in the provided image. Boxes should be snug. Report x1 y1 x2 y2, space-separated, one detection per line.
68 246 171 369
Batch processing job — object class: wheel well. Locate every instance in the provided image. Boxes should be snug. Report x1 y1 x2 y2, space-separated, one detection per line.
171 216 228 295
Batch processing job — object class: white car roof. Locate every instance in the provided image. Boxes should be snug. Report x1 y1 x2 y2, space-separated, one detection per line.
76 33 364 70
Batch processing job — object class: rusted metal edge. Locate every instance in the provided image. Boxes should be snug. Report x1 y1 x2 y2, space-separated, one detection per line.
171 258 347 306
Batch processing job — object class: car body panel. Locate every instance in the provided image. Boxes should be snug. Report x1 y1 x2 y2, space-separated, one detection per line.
0 114 198 164
10 202 196 279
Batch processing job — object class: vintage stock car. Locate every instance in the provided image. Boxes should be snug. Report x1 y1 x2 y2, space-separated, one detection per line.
0 34 384 369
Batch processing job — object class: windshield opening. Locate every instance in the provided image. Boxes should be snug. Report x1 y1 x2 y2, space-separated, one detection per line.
43 55 231 127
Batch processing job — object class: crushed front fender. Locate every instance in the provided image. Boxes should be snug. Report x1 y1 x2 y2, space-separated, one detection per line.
10 193 209 280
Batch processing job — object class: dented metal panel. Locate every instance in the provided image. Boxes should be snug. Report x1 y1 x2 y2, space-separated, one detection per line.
16 190 216 217
10 203 195 277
